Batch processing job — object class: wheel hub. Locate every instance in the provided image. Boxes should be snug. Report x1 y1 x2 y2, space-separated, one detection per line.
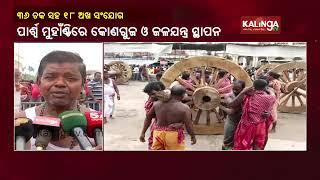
192 86 220 110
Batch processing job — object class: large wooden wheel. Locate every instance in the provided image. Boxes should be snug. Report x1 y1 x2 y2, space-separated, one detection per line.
270 61 307 113
255 63 279 79
161 56 252 135
108 61 132 84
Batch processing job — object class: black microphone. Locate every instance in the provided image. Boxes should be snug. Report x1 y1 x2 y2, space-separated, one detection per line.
33 116 61 150
15 118 34 150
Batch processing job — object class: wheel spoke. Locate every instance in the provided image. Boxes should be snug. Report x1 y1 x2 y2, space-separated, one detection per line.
280 84 301 106
279 93 287 100
292 94 295 107
200 66 206 86
206 110 211 125
283 70 291 82
194 109 202 125
280 93 291 106
296 93 304 106
213 108 223 123
296 91 306 98
209 68 217 86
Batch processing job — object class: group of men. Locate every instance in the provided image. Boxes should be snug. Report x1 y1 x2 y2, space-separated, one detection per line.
131 64 168 82
139 69 281 151
220 77 278 150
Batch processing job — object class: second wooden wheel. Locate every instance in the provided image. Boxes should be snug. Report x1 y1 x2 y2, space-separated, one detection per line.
255 63 279 79
270 61 307 113
108 61 132 84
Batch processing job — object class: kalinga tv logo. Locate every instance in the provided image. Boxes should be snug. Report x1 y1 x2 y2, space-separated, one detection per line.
241 16 281 34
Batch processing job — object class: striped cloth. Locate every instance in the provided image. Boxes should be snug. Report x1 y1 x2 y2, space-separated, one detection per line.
144 97 155 150
233 90 276 150
243 90 276 124
216 77 232 94
88 80 103 101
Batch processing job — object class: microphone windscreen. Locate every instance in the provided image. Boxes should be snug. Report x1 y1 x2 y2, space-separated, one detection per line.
59 111 87 134
35 129 52 150
15 118 34 141
84 111 102 138
32 116 61 141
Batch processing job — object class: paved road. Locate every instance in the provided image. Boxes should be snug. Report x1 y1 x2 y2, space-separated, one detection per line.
104 81 306 151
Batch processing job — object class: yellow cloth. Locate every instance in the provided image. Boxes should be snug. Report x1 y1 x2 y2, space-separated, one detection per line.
151 130 185 150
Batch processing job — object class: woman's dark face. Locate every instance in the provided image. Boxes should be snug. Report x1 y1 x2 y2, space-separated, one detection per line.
39 63 83 107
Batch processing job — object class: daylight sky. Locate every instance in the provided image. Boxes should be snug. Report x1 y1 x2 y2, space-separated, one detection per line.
14 43 103 75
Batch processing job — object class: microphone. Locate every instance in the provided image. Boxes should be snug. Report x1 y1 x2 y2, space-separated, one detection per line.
15 118 34 150
33 116 61 150
85 111 103 146
59 111 93 150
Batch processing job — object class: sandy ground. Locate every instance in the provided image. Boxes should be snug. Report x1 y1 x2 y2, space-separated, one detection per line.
104 81 306 151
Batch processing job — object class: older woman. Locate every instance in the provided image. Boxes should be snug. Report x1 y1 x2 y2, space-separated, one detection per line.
15 51 102 150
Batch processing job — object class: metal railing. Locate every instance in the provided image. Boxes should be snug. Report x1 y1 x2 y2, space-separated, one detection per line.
20 101 102 111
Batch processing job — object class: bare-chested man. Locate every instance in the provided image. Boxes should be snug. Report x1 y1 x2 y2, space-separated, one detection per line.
139 85 196 150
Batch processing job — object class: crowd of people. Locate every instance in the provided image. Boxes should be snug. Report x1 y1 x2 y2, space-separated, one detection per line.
139 68 282 151
14 78 42 104
130 64 170 82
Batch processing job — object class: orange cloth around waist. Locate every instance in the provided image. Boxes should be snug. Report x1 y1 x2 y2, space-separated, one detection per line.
151 127 185 150
153 125 185 143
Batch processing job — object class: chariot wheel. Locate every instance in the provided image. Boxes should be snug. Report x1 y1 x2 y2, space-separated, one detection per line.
255 63 279 79
270 61 307 113
161 56 252 135
108 61 132 84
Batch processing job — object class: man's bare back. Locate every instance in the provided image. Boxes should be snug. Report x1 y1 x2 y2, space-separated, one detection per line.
153 98 190 127
140 85 196 146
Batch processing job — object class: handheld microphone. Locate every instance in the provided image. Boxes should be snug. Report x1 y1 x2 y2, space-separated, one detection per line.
59 111 93 150
33 116 61 150
15 118 34 150
85 111 103 146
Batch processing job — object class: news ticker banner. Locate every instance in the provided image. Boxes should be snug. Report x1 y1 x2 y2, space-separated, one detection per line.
15 11 285 41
